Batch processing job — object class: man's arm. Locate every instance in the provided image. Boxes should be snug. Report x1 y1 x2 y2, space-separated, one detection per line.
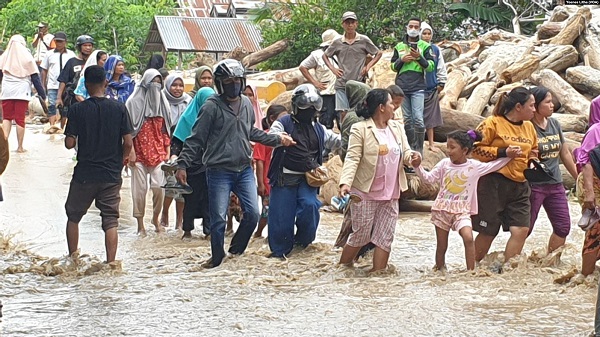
177 103 215 170
122 134 133 165
32 33 40 48
41 69 48 89
322 45 343 78
250 127 281 147
56 82 66 107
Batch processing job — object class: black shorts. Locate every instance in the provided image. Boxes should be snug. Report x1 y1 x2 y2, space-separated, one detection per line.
65 181 122 231
471 173 531 236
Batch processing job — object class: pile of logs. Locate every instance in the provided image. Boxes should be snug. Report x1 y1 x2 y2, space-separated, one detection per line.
250 5 600 202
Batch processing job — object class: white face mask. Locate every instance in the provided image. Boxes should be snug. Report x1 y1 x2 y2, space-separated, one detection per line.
407 29 419 38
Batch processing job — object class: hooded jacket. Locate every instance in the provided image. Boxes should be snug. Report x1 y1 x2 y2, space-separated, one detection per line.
177 94 281 172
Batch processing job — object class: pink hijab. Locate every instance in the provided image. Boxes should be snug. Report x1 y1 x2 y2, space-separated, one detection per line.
0 35 38 77
574 96 600 171
246 85 264 130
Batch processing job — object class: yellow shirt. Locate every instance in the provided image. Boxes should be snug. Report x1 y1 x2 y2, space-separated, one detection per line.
472 115 538 182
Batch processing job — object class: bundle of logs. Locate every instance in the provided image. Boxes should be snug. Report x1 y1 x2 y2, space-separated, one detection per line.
249 5 600 205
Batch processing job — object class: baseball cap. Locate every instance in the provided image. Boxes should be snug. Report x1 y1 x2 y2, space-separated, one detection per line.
54 32 67 41
320 29 341 47
341 11 357 22
37 22 48 28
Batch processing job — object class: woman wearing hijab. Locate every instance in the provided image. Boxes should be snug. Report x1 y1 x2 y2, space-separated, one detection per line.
172 87 216 239
574 95 600 276
125 69 172 235
243 84 264 130
0 34 46 153
104 55 135 103
74 50 107 101
145 54 164 73
188 66 213 97
160 73 192 230
420 22 446 152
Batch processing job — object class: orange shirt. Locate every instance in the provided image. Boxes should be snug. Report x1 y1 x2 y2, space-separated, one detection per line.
472 115 538 182
133 117 170 167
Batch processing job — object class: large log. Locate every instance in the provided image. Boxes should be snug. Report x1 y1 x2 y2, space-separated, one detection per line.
274 68 310 90
439 66 470 109
242 39 289 68
537 22 564 40
565 66 600 98
548 6 572 22
531 69 590 115
536 45 579 73
580 19 600 70
455 97 467 112
267 90 293 112
478 29 527 47
552 113 588 133
490 82 525 104
563 132 584 143
549 6 592 45
462 55 510 97
399 199 434 212
434 108 485 142
368 50 395 89
560 164 576 191
499 54 540 84
223 47 251 61
463 82 496 116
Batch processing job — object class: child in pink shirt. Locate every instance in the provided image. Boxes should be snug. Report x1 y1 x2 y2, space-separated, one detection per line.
411 130 511 270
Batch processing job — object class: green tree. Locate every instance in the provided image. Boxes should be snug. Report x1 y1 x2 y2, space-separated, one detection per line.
253 0 465 70
0 0 175 72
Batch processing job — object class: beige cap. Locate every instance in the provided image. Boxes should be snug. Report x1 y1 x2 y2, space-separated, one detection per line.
341 11 357 22
320 29 341 47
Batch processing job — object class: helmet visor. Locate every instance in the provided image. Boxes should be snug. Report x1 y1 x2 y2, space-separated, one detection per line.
293 85 323 111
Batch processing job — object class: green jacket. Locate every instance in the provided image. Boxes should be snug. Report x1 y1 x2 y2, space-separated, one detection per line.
390 38 435 94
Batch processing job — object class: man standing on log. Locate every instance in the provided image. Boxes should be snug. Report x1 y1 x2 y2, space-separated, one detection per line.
391 17 435 159
299 29 340 130
323 11 382 125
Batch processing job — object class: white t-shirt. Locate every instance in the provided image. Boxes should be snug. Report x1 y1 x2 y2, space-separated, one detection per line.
34 33 55 63
299 49 337 96
1 73 33 101
41 49 76 90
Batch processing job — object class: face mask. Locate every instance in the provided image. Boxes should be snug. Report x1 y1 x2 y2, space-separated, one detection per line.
149 82 162 90
295 108 316 124
407 29 419 38
222 82 242 98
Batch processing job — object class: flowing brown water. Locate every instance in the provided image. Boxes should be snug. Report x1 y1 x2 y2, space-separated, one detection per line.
0 128 597 336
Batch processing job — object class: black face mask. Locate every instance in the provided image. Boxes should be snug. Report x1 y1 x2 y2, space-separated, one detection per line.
294 108 316 124
222 81 242 98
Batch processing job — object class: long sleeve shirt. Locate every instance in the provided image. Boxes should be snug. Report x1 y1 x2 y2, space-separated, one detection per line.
416 158 511 214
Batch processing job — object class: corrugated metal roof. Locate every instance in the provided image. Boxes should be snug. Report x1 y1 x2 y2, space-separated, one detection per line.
144 16 263 53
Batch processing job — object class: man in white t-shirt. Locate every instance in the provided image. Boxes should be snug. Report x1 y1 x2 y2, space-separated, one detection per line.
41 32 75 126
32 22 55 67
299 29 340 130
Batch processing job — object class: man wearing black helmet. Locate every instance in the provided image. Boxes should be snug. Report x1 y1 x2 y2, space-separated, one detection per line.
56 35 94 128
175 59 295 268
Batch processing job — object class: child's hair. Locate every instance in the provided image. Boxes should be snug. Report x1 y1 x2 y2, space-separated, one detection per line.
530 86 550 112
357 88 389 119
262 104 287 129
492 87 532 116
447 129 482 152
386 84 405 98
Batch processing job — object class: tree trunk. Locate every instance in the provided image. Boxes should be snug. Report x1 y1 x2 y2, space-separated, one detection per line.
478 29 526 47
565 66 600 98
536 45 579 73
439 66 471 109
399 199 433 212
463 82 496 116
462 55 510 97
242 39 289 68
563 131 584 143
434 108 485 141
552 113 588 133
223 46 251 61
549 6 592 45
549 5 572 22
267 90 293 112
490 82 525 104
580 19 600 70
531 69 590 115
499 54 540 84
455 97 467 112
560 164 576 191
537 22 564 40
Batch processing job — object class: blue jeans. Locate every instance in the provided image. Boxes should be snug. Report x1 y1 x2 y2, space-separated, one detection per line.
268 178 321 257
47 89 58 116
401 92 425 129
206 167 260 266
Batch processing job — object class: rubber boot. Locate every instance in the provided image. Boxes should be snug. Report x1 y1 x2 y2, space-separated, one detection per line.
414 127 426 157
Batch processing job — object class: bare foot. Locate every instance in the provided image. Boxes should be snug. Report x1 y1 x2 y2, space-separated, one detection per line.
155 224 165 233
176 223 183 230
225 228 234 236
137 229 147 237
16 148 27 153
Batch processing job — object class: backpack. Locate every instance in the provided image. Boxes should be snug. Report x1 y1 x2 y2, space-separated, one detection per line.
61 69 82 107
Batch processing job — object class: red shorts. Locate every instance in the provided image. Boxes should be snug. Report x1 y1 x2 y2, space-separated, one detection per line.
2 99 29 127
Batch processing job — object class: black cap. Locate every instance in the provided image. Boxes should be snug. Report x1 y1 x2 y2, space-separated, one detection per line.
54 32 67 41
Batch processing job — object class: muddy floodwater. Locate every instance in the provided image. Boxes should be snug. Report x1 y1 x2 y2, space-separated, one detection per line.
0 127 598 336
